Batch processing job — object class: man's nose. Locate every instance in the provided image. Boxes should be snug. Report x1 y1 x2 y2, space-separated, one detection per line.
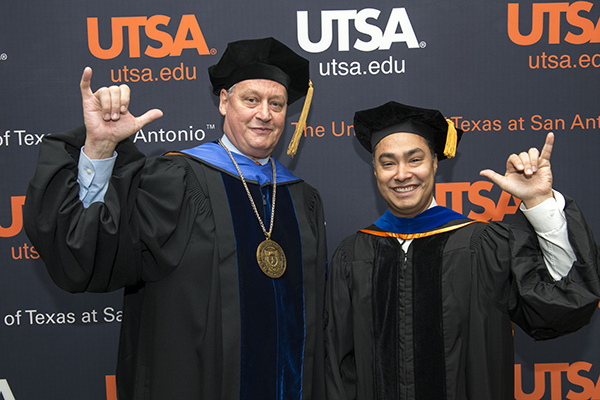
256 101 272 121
394 163 412 181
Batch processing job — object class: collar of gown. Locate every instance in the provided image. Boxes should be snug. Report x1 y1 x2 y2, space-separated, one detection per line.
179 140 301 186
374 205 468 235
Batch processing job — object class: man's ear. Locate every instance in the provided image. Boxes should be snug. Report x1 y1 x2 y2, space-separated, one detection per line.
219 88 229 117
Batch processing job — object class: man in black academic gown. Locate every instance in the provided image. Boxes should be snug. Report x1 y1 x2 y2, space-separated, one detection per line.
24 38 327 400
324 101 600 400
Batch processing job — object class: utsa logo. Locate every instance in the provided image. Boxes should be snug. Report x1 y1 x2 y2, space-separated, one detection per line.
297 8 420 53
435 182 521 221
515 362 600 399
87 15 210 59
508 2 600 45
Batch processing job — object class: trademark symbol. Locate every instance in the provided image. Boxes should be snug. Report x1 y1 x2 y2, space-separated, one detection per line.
206 124 215 129
0 53 7 61
419 41 426 48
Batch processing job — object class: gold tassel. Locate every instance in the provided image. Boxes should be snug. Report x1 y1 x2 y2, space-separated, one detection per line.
443 118 458 159
287 80 314 157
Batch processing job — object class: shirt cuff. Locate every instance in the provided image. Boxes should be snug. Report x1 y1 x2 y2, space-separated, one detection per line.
520 190 575 280
519 190 566 234
77 147 117 207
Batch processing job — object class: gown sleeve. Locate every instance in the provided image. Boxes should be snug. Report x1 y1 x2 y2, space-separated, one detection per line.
325 236 357 400
477 195 600 340
24 126 199 293
298 185 328 399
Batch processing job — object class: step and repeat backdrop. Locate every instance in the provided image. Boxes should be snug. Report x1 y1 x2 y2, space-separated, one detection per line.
1 0 599 398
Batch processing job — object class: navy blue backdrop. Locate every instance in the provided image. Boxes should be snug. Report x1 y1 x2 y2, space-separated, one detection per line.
1 1 599 398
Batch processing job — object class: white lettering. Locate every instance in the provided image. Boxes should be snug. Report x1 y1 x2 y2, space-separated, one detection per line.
133 129 148 142
381 8 419 50
297 8 420 53
0 379 16 400
133 126 207 143
354 9 383 52
103 307 123 323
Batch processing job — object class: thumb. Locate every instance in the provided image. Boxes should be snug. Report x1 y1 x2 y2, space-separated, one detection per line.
136 108 164 128
479 169 503 186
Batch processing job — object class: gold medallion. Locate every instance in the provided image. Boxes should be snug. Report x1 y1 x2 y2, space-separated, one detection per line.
257 239 287 279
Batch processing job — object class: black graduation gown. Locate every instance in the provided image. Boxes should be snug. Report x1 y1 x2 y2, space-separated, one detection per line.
325 202 600 400
24 127 327 400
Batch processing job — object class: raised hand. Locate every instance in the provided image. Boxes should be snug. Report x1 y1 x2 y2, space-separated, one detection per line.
479 132 554 209
80 67 163 159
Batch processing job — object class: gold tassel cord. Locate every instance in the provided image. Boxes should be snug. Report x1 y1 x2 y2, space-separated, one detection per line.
287 80 314 157
443 118 458 159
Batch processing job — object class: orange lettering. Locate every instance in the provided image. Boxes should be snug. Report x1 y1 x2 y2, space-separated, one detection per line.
0 196 26 238
531 114 543 131
516 362 600 400
106 375 117 400
467 181 496 220
435 181 522 220
332 121 347 137
566 362 595 400
593 16 600 43
592 370 600 398
170 15 210 56
515 364 546 399
547 363 569 399
565 2 595 44
508 3 547 46
515 363 570 400
87 17 147 59
435 182 470 214
508 3 574 46
121 17 147 58
492 190 521 221
87 15 209 59
144 15 173 58
88 17 123 59
545 3 570 44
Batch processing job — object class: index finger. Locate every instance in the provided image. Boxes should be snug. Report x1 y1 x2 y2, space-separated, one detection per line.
540 132 554 162
80 66 93 98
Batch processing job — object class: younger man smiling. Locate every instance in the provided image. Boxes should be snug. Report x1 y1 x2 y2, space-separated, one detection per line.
324 101 600 400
